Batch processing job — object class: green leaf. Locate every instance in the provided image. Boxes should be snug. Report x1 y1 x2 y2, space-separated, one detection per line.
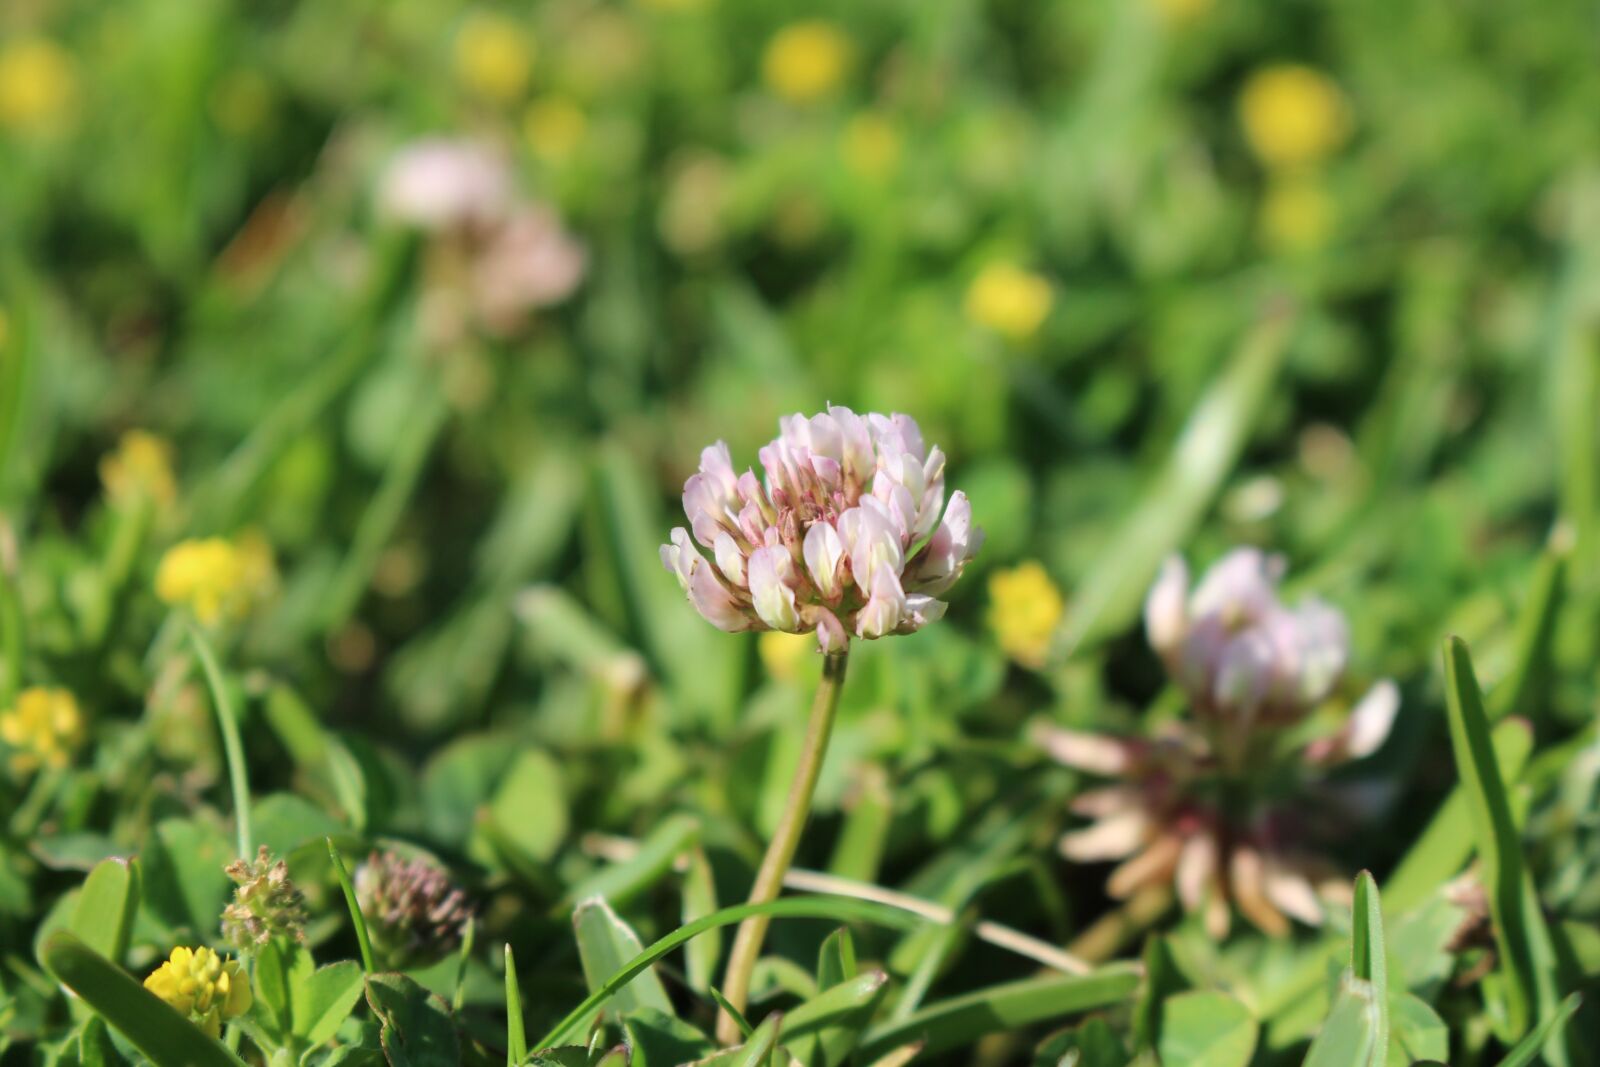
816 928 857 994
1155 992 1257 1067
708 986 754 1041
505 945 526 1067
40 931 249 1067
364 973 460 1067
295 961 365 1048
677 1012 781 1067
141 817 233 938
1132 935 1188 1052
1495 994 1583 1067
537 896 920 1049
69 859 139 964
572 897 673 1021
681 847 721 994
1443 637 1569 1058
1382 717 1532 914
564 813 699 909
1490 533 1571 723
253 939 313 1040
1301 975 1381 1067
489 749 569 867
1351 872 1388 1058
78 1016 129 1067
857 965 1141 1060
1387 993 1448 1066
620 1009 715 1067
784 971 888 1067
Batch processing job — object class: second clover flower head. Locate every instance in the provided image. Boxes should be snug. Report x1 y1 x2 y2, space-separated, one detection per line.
1144 547 1350 725
662 406 983 651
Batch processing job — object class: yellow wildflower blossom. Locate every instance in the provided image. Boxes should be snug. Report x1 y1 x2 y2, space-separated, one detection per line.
1260 174 1333 252
524 96 587 163
842 112 901 180
0 687 85 776
758 631 813 683
762 21 851 105
1238 64 1350 171
155 537 256 624
454 13 535 103
988 561 1065 669
964 262 1053 341
144 946 252 1037
0 37 77 133
99 430 178 510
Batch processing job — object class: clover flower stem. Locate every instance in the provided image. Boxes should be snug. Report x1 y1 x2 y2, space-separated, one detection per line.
716 648 849 1045
327 838 377 974
186 619 253 859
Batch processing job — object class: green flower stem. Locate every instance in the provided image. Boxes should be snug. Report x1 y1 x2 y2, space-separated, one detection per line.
327 838 376 974
716 648 849 1045
185 619 252 859
0 549 24 706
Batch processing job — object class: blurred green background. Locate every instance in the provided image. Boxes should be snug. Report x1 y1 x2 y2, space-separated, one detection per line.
2 0 1600 1053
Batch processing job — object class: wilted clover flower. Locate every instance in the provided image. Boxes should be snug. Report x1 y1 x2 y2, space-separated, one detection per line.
355 851 474 970
1041 547 1400 938
661 407 983 651
222 847 308 949
144 946 252 1037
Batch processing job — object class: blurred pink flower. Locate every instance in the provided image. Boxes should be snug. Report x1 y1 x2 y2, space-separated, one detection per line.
472 205 588 330
661 407 982 650
379 139 511 231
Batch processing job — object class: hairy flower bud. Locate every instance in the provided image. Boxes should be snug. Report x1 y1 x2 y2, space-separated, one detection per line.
222 846 308 950
354 851 474 970
662 406 982 649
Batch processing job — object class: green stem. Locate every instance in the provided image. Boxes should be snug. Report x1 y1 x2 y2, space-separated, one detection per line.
327 838 376 974
185 619 252 858
716 648 849 1045
0 544 24 706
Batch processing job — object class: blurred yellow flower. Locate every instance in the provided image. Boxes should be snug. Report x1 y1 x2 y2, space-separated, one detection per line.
156 533 275 624
965 262 1053 341
1147 0 1213 24
0 36 77 133
762 21 851 105
454 13 535 103
100 430 178 510
524 96 587 163
1260 174 1333 252
758 631 813 682
842 112 901 179
1238 64 1350 171
0 687 85 776
988 562 1065 669
144 947 251 1038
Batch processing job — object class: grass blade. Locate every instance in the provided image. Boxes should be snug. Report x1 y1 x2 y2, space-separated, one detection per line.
186 620 251 859
856 965 1141 1059
40 931 249 1067
327 838 376 974
1495 994 1583 1067
505 944 526 1067
1351 872 1387 1059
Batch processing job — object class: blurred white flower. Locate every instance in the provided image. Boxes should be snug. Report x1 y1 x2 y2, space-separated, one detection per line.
661 407 982 650
379 139 511 231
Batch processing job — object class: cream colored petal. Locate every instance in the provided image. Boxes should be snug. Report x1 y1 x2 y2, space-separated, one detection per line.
1059 809 1150 862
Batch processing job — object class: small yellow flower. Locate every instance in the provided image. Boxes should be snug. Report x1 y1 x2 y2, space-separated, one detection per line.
100 430 178 510
758 631 813 683
964 262 1053 341
0 37 77 133
988 561 1065 669
454 12 535 103
762 21 851 105
144 946 252 1038
155 535 273 625
524 96 587 163
1259 174 1333 252
0 687 85 776
841 112 901 180
1238 64 1350 171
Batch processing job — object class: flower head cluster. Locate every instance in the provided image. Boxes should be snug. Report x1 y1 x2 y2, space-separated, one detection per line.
355 851 474 970
379 138 586 339
100 430 178 511
144 946 252 1037
661 407 982 651
155 533 276 625
0 687 85 776
222 847 308 950
1042 548 1400 938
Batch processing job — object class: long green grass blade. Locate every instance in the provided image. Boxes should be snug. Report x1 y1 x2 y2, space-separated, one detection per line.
1350 872 1387 1059
505 944 526 1067
40 931 249 1067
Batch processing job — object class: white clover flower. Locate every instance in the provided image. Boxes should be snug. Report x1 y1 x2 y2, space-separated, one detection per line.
378 139 512 232
661 406 983 650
